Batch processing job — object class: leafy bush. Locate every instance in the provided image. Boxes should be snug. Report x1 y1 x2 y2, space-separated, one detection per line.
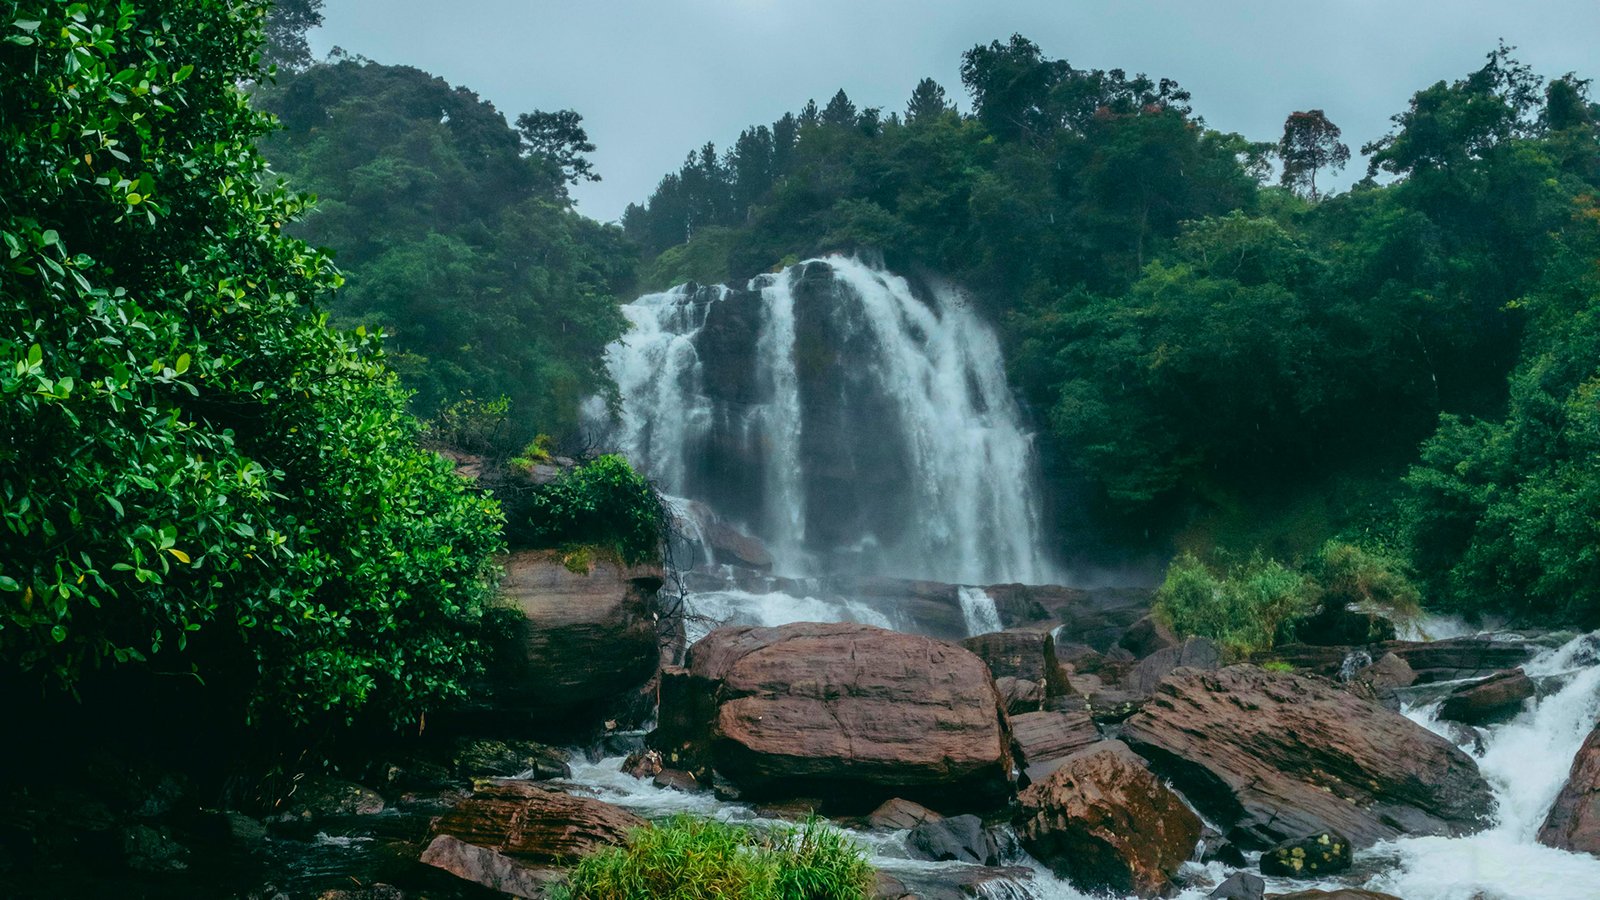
518 455 666 565
554 815 875 900
1154 553 1315 658
0 0 501 728
1309 540 1422 620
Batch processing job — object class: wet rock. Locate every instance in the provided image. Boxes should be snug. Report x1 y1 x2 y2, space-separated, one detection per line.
1209 872 1265 900
703 518 774 571
1381 635 1535 683
1119 614 1180 658
454 739 571 781
1011 710 1101 781
868 797 943 831
418 834 561 899
879 865 1038 900
1259 831 1352 878
1354 652 1415 693
621 748 664 779
276 777 385 821
754 799 824 821
654 622 1014 811
1260 883 1401 890
428 780 644 863
1199 825 1248 868
652 769 702 793
1437 668 1535 726
1538 724 1600 856
1121 665 1493 849
119 824 190 873
985 584 1153 650
480 549 664 735
906 814 1002 865
1015 741 1202 897
961 630 1050 683
994 676 1045 715
1128 638 1222 694
1050 640 1106 675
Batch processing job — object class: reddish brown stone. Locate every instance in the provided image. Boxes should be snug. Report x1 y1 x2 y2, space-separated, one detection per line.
428 780 644 863
1015 741 1202 898
1538 725 1600 857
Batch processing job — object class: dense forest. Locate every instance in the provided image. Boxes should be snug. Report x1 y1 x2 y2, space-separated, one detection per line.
617 36 1600 624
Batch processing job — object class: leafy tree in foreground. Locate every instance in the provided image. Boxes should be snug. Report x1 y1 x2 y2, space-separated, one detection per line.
0 0 501 728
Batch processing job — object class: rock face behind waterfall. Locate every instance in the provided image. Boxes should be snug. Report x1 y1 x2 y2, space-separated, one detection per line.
652 622 1014 810
1015 741 1202 897
605 257 1050 584
1120 665 1494 848
1540 724 1600 856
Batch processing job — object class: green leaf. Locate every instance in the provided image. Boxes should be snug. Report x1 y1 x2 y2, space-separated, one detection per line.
174 353 191 374
0 576 19 591
174 64 194 83
51 625 67 643
13 20 42 32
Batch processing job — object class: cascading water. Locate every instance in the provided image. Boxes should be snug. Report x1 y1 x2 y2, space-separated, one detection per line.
600 255 1052 587
959 586 1003 637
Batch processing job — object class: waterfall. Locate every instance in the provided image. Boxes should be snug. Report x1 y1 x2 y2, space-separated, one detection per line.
600 255 1053 586
959 586 1003 637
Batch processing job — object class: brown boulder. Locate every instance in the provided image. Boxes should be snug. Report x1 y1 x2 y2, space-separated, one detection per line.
1121 665 1493 848
419 835 560 899
1011 710 1102 781
703 518 774 571
428 780 644 863
1119 614 1180 658
994 676 1045 715
868 797 943 831
654 622 1013 811
1538 724 1600 856
1437 668 1535 726
486 550 664 732
1128 637 1222 694
1015 741 1202 897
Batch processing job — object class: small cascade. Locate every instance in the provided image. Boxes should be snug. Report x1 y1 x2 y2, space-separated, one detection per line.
958 586 1003 637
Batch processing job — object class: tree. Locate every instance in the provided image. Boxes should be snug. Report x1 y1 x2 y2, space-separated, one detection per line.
0 0 501 727
1278 110 1350 200
960 34 1068 141
261 0 323 72
822 89 858 127
516 108 600 188
906 77 952 123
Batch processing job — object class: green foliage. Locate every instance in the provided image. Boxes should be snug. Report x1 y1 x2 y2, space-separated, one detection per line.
0 0 501 728
1399 194 1600 625
254 60 633 440
554 815 875 900
1309 540 1422 620
1155 553 1315 658
519 456 666 566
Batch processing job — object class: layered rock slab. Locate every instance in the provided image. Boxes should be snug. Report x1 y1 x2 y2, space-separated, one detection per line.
654 622 1013 810
1539 724 1600 857
1121 665 1493 848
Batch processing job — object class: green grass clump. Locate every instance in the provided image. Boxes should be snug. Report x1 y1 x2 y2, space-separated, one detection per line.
1154 552 1316 659
554 814 875 900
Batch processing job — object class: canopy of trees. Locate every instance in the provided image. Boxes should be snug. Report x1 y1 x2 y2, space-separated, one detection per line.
620 36 1600 623
254 60 635 441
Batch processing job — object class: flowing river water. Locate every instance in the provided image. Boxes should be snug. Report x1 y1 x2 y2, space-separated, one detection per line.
586 257 1600 899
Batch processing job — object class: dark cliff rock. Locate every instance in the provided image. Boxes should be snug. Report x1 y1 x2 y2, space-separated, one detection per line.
1539 724 1600 857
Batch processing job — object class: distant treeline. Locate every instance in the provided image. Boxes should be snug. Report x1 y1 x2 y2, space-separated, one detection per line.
620 36 1600 624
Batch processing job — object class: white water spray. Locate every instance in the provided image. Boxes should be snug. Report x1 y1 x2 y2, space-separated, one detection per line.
959 586 1003 637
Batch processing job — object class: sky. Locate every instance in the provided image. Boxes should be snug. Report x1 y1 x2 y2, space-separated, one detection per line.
309 1 1600 223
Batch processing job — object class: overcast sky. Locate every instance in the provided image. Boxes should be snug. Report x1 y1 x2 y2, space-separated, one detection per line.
309 1 1600 223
